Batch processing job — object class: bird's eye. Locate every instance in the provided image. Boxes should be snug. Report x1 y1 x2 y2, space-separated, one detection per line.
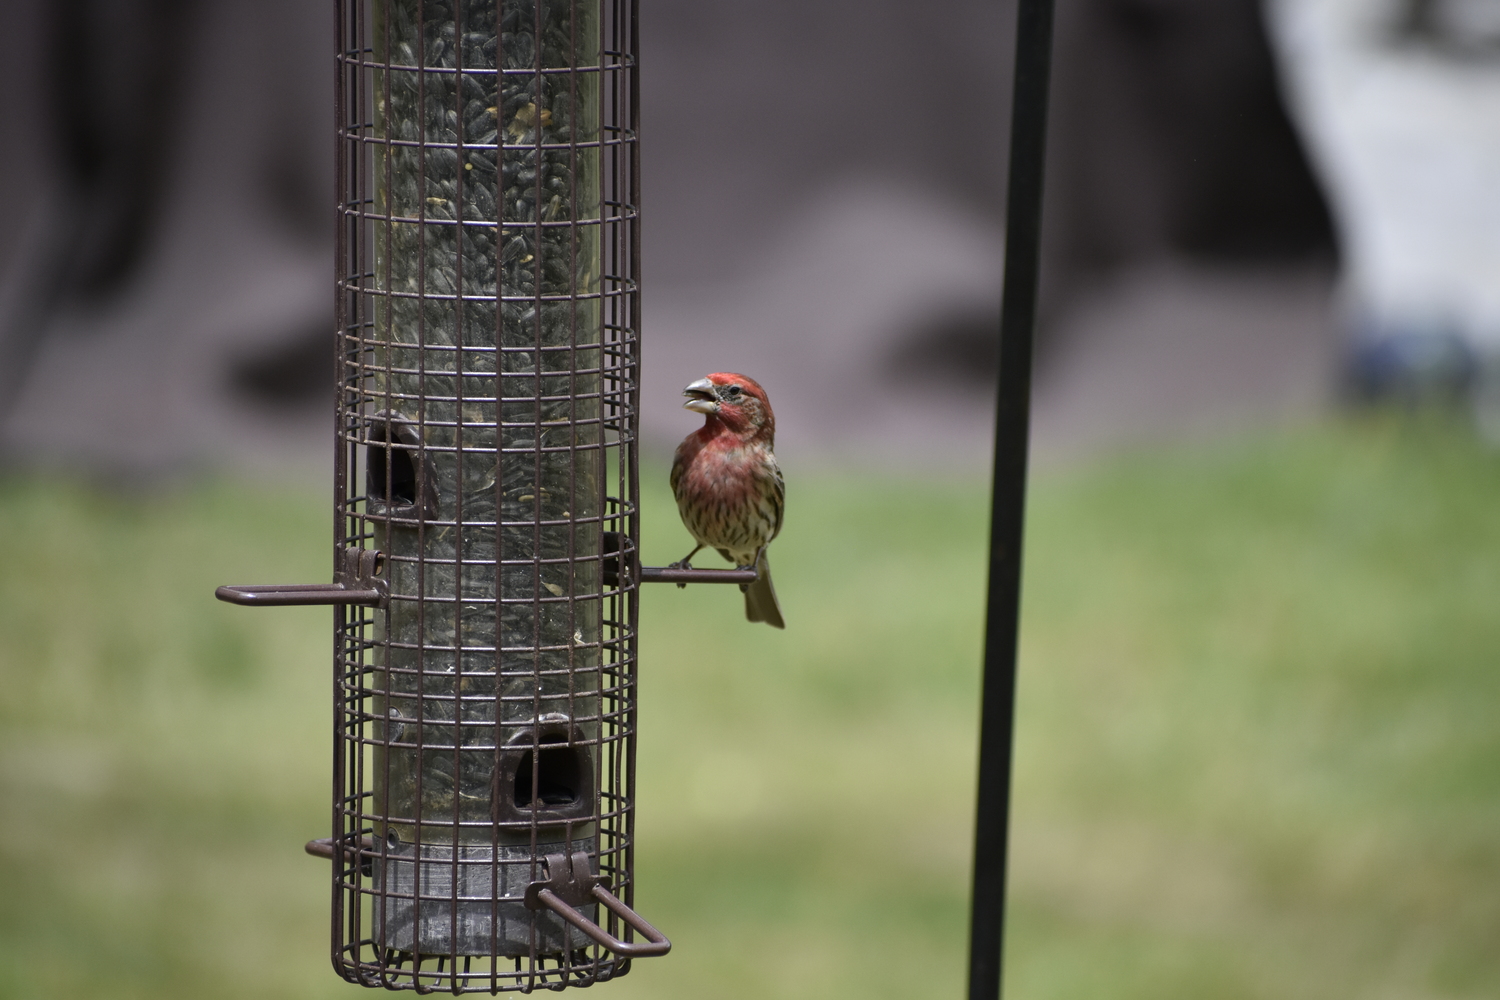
726 385 742 397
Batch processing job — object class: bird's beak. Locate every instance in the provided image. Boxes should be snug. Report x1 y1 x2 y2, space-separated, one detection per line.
682 377 718 414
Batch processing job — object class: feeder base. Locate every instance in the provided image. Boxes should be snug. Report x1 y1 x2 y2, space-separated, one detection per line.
374 838 599 957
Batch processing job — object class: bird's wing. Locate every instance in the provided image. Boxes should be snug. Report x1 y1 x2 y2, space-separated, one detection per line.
763 451 785 542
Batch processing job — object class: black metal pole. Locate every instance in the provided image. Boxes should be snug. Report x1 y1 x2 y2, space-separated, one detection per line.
967 1 1056 998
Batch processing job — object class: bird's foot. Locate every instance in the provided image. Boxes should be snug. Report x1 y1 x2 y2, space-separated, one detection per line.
668 557 693 589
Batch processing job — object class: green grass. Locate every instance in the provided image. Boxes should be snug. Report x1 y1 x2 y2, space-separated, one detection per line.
2 418 1498 998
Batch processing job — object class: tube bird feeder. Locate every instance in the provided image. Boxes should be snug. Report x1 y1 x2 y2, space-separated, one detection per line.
217 0 677 990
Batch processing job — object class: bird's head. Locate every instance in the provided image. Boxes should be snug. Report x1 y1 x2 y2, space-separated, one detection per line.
682 372 774 441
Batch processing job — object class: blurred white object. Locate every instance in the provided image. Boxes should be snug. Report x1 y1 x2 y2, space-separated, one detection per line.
1266 0 1500 355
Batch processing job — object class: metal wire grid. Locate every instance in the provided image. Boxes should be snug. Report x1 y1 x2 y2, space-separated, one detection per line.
333 0 639 990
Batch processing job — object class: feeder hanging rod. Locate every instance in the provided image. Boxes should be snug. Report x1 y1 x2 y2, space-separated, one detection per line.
968 0 1057 998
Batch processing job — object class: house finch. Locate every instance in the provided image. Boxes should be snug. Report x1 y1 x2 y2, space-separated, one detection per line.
670 372 785 629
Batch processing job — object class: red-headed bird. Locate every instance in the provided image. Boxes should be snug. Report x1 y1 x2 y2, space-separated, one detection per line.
670 372 785 628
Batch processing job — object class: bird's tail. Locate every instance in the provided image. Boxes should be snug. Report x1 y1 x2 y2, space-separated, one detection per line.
743 549 785 629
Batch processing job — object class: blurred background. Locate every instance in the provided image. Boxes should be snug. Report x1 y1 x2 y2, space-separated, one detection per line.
2 0 1499 997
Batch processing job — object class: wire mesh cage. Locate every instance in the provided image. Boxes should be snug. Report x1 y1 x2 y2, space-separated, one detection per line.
220 0 667 991
332 0 652 989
